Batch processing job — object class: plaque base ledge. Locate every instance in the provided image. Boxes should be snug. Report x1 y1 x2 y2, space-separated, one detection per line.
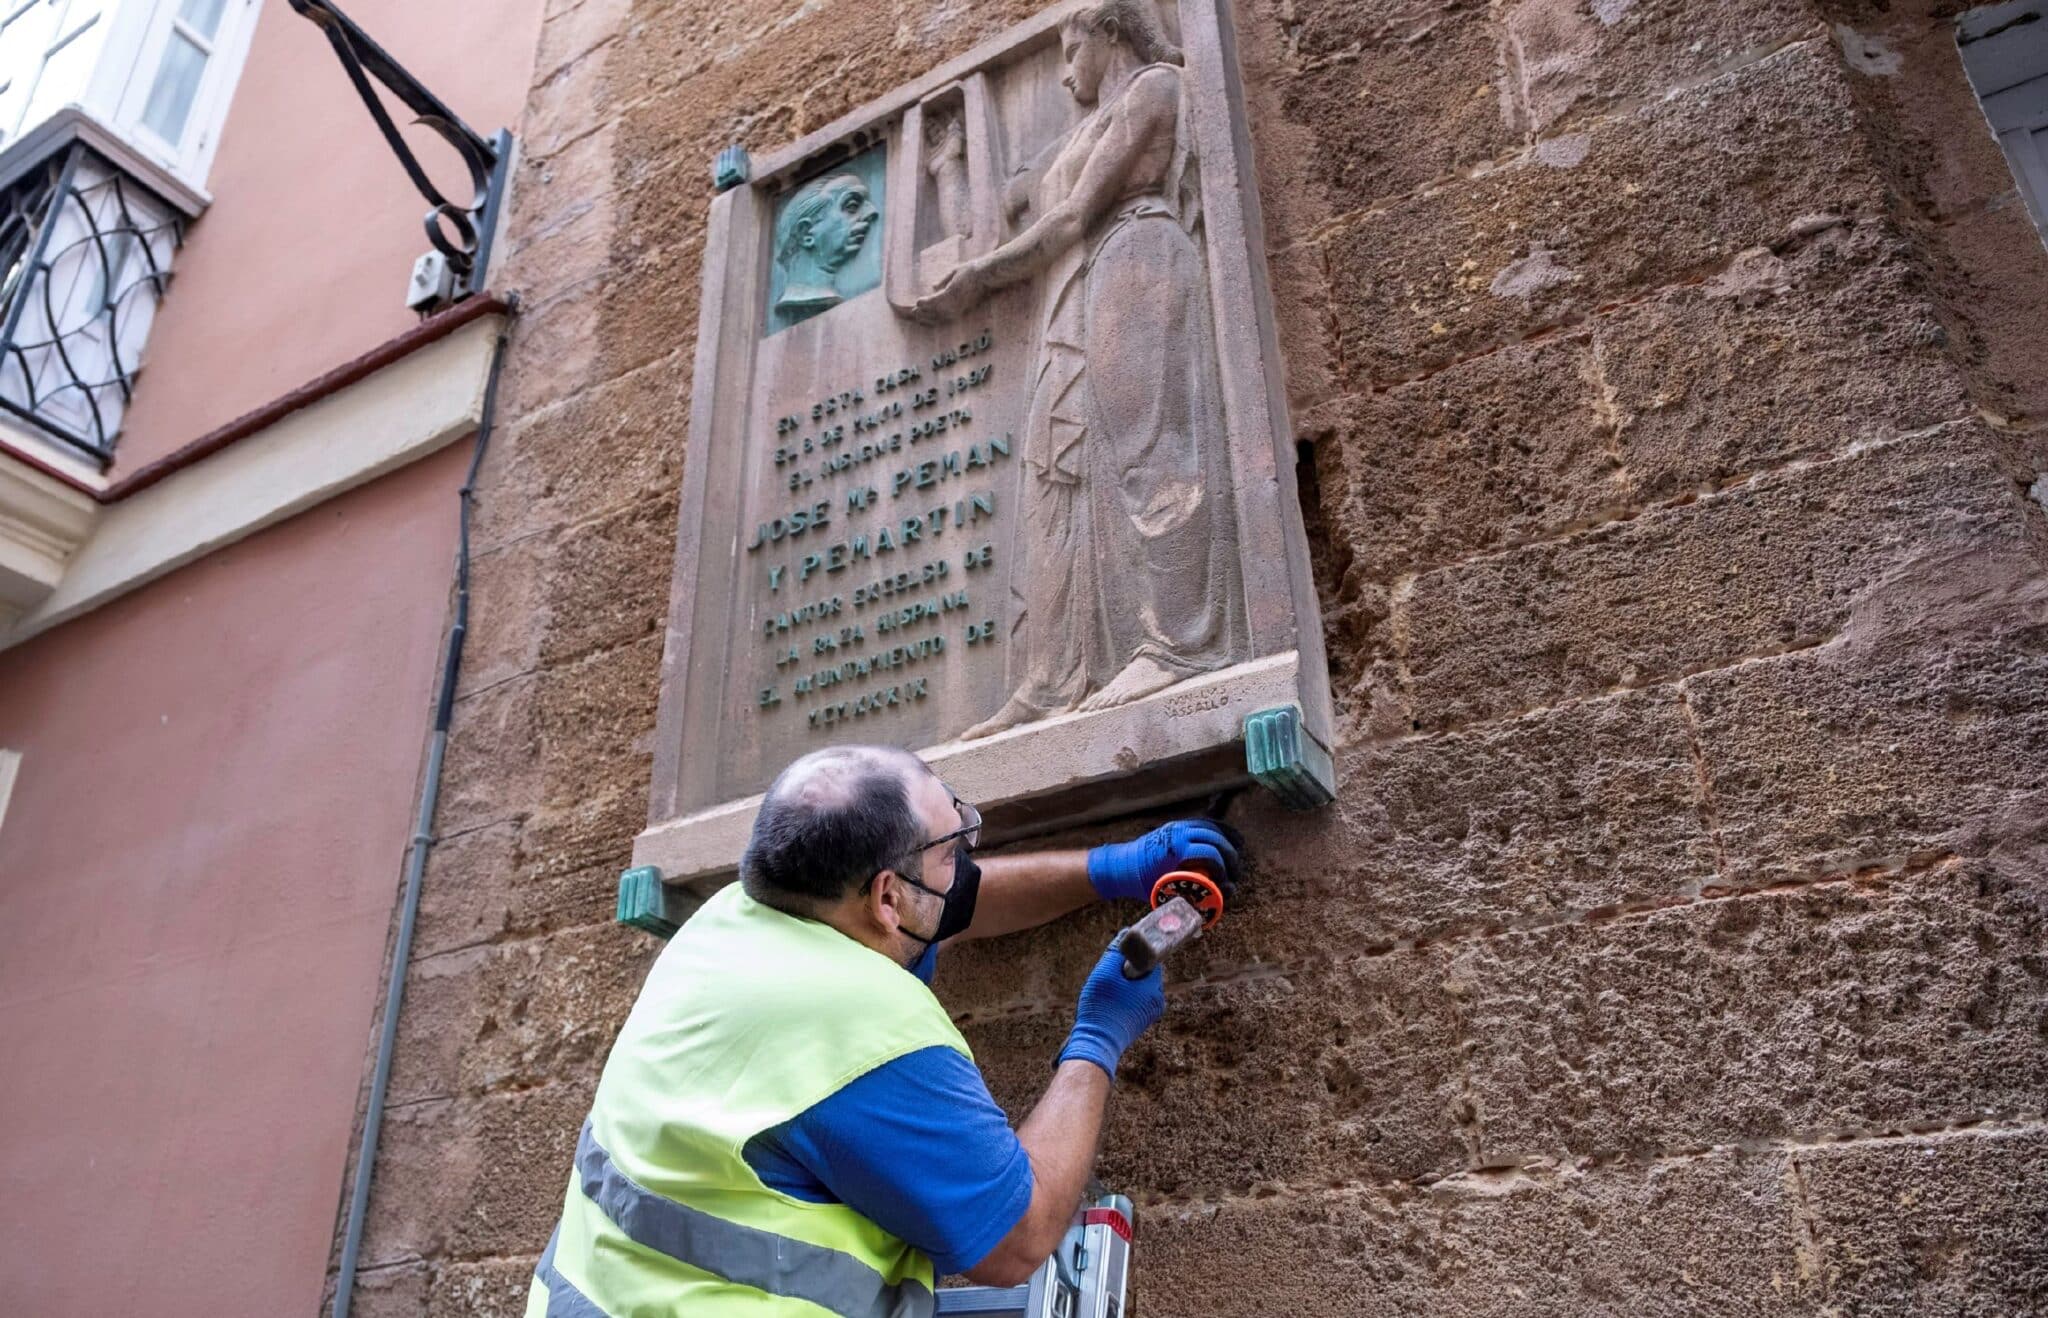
632 650 1315 889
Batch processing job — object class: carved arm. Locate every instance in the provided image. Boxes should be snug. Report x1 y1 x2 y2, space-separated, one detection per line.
976 70 1178 293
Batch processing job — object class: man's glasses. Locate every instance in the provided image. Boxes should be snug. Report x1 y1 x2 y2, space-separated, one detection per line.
875 795 982 884
917 795 982 857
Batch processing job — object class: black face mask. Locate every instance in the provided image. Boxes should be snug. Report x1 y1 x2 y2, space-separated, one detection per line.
897 846 981 952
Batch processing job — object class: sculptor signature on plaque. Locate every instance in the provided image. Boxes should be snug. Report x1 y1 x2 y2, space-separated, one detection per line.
773 172 880 322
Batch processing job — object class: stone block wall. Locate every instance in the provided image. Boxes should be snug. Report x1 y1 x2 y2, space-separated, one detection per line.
339 0 2048 1313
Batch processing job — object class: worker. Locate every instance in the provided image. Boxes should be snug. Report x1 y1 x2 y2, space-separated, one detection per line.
527 744 1242 1317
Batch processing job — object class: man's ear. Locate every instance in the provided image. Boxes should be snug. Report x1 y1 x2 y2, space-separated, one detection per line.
1102 15 1121 45
866 869 908 935
797 218 818 251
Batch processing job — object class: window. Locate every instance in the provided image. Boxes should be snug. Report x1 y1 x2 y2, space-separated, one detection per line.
0 0 256 189
0 0 251 462
1960 1 2048 246
0 133 182 460
0 2 113 149
119 0 247 178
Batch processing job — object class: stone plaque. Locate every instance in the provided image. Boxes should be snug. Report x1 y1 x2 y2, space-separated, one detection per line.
637 0 1332 888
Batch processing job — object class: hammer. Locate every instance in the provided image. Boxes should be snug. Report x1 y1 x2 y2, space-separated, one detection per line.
1113 867 1227 978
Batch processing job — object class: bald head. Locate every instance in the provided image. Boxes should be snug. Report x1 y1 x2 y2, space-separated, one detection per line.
741 745 933 910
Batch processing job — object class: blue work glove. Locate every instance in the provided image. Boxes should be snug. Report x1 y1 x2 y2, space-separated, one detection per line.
1058 940 1166 1080
1087 819 1243 905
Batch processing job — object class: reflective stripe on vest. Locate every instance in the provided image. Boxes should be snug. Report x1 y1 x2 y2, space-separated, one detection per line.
576 1119 936 1318
533 1225 612 1318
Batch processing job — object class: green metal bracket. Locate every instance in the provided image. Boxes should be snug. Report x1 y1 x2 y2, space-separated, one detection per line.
617 866 689 939
1245 705 1336 810
713 144 751 193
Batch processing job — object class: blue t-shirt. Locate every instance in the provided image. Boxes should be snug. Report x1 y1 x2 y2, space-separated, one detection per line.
741 999 1033 1276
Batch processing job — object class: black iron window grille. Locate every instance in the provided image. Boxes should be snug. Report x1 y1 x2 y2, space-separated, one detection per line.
0 140 182 465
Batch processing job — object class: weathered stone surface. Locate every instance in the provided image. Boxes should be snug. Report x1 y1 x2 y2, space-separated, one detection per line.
1234 0 1337 258
611 0 1046 180
1136 1151 1811 1316
432 1258 541 1318
1917 198 2048 425
532 634 660 810
1252 684 1718 934
415 822 626 961
588 235 705 399
1399 425 2026 730
1823 9 2024 224
445 1081 595 1260
415 822 523 958
1457 864 2048 1164
502 121 616 301
1262 238 1340 418
475 350 689 551
361 1082 592 1272
1799 1127 2048 1315
535 493 675 668
610 155 711 272
1498 0 1819 136
463 537 548 694
532 0 627 87
1814 8 2048 423
393 924 648 1103
1324 39 1885 385
967 954 1471 1194
1595 219 1968 502
1312 219 1966 585
1279 0 1514 207
1307 336 1622 581
344 1261 430 1318
1688 563 2048 883
440 676 542 836
390 943 492 1106
524 36 617 161
457 925 650 1095
945 684 1713 1019
607 0 896 107
521 788 651 885
361 1098 470 1266
937 893 1129 1023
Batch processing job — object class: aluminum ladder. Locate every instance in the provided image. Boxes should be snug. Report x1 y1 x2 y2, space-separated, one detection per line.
933 1190 1135 1318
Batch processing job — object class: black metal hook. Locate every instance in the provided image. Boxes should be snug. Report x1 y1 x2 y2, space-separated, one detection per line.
286 0 509 295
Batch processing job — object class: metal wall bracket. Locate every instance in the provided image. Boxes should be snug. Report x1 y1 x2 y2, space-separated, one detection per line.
617 866 695 939
287 0 513 302
713 144 751 193
1244 705 1336 810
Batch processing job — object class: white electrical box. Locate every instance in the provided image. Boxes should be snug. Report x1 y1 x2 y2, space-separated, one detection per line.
406 250 455 312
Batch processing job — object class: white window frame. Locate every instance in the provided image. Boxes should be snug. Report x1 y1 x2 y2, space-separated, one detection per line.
0 0 257 192
0 0 107 147
105 0 257 184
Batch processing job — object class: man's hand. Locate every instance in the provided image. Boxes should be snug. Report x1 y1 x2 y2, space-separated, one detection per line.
1057 941 1166 1080
968 938 1170 1286
1086 819 1243 906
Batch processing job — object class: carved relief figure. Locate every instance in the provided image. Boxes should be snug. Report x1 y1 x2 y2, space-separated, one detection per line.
773 172 880 322
927 115 972 243
908 0 1244 739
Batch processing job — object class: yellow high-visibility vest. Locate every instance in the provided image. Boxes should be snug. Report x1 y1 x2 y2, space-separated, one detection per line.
527 882 972 1317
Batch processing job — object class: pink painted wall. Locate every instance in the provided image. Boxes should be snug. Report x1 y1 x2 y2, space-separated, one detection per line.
0 440 469 1315
112 0 544 473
